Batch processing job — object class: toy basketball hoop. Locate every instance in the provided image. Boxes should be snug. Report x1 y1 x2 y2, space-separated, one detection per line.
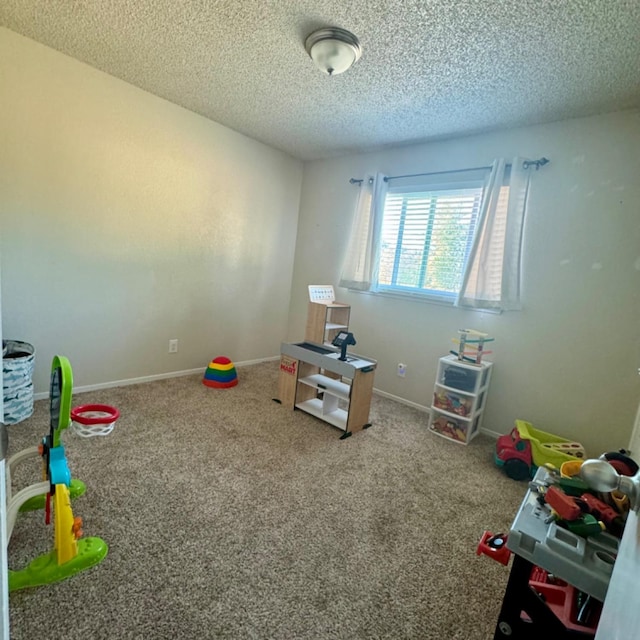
70 404 120 437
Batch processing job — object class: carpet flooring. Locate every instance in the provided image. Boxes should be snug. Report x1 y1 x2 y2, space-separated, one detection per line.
6 361 527 639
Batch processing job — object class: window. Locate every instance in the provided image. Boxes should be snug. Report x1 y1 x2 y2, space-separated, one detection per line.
375 183 485 300
340 159 531 312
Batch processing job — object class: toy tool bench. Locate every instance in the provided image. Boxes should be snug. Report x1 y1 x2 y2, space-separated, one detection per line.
480 467 622 639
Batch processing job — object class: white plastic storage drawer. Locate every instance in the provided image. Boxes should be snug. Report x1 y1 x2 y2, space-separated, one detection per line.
438 360 480 393
432 386 474 417
428 408 481 445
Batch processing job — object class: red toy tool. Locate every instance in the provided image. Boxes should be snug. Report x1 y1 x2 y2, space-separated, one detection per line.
578 493 624 536
544 485 582 521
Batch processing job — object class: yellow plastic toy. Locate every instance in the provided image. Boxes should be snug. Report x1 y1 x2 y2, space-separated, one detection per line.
6 355 108 591
517 420 585 466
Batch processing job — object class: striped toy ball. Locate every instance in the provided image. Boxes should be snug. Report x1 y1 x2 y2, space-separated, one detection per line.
202 356 238 389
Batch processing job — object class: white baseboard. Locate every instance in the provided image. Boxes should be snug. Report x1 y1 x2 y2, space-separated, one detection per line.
33 355 280 400
31 357 502 441
372 388 500 439
372 388 430 413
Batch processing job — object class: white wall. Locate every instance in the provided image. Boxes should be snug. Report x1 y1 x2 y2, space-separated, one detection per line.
0 28 303 393
291 110 640 455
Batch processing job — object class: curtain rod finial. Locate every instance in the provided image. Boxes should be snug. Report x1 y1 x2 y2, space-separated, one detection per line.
524 157 550 170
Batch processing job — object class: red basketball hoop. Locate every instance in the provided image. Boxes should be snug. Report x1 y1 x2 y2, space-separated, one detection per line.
70 404 120 437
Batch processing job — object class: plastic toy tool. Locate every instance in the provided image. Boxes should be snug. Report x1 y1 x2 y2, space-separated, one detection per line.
544 486 582 521
6 355 108 591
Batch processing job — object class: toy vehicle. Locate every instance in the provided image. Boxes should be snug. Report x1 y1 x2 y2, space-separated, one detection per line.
495 420 585 481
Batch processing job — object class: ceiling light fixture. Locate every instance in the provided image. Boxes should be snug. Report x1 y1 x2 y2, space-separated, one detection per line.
305 27 362 76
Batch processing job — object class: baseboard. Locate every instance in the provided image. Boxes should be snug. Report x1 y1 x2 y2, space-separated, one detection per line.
372 388 500 439
372 388 430 413
33 355 280 400
32 358 503 442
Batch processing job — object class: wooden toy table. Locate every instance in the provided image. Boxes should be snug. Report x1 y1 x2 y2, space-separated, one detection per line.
276 341 376 439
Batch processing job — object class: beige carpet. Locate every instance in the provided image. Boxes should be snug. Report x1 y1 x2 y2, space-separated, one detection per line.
6 361 527 639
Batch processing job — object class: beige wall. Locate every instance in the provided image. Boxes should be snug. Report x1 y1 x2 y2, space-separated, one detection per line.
0 28 303 393
291 110 640 455
2 29 639 457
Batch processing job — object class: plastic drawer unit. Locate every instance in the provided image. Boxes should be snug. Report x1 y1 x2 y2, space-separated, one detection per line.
428 355 492 445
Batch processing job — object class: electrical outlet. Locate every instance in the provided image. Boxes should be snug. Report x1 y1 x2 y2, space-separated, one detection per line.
397 363 407 377
169 339 178 353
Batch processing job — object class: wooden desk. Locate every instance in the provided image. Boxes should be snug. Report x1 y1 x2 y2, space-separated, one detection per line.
276 342 377 439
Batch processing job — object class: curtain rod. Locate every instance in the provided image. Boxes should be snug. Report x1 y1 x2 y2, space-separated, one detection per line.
349 157 549 185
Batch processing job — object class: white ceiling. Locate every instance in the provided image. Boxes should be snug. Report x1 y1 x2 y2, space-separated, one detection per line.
2 1 640 161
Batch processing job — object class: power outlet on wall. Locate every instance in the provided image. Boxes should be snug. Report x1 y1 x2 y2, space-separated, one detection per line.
169 339 178 353
397 363 407 377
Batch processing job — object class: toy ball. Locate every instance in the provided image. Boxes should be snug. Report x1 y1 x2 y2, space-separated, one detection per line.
202 356 238 389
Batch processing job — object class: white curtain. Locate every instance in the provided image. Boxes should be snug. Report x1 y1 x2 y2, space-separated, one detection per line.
339 173 388 291
456 157 531 311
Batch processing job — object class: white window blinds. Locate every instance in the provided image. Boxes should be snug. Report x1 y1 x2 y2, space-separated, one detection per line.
377 186 483 297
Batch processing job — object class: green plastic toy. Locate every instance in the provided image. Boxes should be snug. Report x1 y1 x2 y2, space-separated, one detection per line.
6 355 108 591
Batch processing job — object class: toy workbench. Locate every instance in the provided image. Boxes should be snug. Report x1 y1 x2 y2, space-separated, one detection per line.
508 467 618 601
493 467 620 639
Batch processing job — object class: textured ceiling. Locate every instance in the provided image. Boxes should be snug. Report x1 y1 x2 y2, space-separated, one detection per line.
2 1 640 160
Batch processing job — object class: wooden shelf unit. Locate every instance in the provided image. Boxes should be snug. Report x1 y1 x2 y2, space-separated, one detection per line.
305 301 351 346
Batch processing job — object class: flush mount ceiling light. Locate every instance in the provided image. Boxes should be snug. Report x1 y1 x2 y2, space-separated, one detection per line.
305 27 362 76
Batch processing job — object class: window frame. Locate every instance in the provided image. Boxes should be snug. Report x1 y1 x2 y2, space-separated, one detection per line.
372 178 486 304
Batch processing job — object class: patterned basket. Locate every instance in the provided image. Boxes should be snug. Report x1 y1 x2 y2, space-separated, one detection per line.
2 340 36 424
